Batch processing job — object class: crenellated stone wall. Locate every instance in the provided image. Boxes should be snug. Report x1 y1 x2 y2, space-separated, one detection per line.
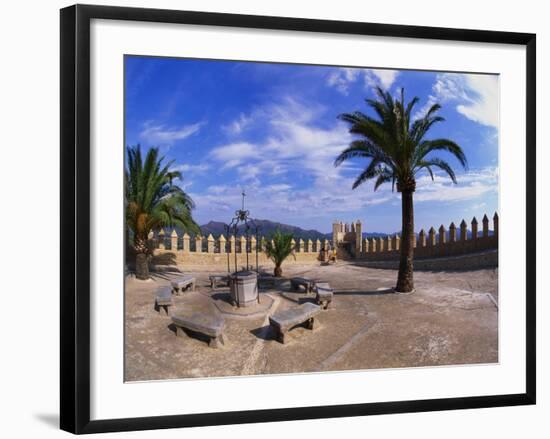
331 213 498 265
357 213 498 261
138 212 498 270
147 232 327 270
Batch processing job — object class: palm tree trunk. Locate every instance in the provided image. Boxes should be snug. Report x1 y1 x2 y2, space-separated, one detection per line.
396 190 414 292
274 264 282 277
135 253 150 280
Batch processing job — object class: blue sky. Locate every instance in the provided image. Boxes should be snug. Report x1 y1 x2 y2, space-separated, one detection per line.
125 56 499 234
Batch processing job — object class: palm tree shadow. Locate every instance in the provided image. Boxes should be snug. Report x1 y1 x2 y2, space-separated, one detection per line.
210 292 234 306
334 288 395 296
125 263 183 281
149 270 181 281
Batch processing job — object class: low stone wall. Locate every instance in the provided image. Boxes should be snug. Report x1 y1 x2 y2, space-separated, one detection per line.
337 213 499 262
130 213 499 272
141 232 325 271
358 250 498 271
151 248 321 271
360 235 497 261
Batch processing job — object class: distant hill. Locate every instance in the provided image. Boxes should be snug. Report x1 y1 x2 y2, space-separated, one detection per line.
200 219 328 241
161 220 492 241
159 220 390 241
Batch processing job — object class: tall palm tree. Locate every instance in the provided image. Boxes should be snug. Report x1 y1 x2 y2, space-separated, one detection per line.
335 87 467 292
125 145 199 279
264 229 296 277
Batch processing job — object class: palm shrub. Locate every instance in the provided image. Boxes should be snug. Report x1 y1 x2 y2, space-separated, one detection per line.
264 229 296 277
335 87 467 292
125 145 199 280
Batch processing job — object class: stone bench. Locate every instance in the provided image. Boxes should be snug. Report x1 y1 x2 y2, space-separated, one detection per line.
171 312 226 348
209 274 230 290
171 275 196 295
154 286 173 315
269 302 321 344
290 277 315 293
314 282 334 309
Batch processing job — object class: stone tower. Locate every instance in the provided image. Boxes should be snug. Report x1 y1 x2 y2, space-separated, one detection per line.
332 221 344 246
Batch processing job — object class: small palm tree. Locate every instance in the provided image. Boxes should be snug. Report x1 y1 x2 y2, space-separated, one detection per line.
335 87 467 292
125 145 199 280
264 229 296 277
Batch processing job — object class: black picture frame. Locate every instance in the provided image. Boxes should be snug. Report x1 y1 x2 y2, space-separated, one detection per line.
60 4 536 434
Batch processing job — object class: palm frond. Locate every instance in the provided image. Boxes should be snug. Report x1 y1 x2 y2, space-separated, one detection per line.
264 229 296 266
416 158 457 184
125 145 199 252
336 87 465 193
415 138 468 170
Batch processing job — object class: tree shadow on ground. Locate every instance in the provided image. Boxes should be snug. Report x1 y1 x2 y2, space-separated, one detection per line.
333 288 396 296
125 266 183 281
347 260 498 273
127 271 177 281
210 291 234 305
250 324 275 341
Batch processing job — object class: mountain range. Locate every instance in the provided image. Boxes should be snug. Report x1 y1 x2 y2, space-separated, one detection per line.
162 219 491 241
199 219 390 241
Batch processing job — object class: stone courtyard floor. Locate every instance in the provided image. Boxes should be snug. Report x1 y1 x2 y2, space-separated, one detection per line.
124 262 498 382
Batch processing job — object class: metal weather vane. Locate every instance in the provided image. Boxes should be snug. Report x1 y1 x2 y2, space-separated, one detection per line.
225 190 261 273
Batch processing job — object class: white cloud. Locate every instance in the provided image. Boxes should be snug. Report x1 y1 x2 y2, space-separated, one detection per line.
326 68 360 95
194 167 497 231
201 97 408 221
201 97 497 230
213 98 349 181
209 142 260 168
415 73 499 128
172 164 209 193
470 202 487 210
265 184 292 192
326 68 399 94
364 69 399 89
178 181 193 191
222 96 318 138
172 163 210 175
139 121 204 145
222 113 252 135
237 164 262 182
457 75 499 127
207 185 228 195
415 166 498 203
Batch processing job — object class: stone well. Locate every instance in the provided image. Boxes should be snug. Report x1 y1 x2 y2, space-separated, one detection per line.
230 270 258 307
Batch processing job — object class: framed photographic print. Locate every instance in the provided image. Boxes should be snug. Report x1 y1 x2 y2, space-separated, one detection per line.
60 4 536 434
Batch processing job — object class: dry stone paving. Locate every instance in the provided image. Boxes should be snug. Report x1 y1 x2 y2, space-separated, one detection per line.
124 262 498 381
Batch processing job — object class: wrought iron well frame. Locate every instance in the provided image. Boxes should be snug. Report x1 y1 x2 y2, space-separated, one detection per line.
225 191 260 273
